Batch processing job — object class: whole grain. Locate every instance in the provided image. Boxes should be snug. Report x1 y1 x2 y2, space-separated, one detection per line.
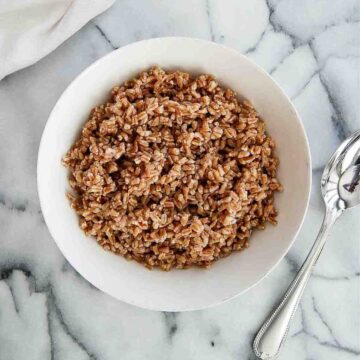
62 67 282 271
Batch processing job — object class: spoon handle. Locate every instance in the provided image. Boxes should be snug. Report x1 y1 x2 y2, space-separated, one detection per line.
253 209 340 360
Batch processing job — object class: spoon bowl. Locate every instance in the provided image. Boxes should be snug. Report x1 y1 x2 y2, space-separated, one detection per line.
321 130 360 212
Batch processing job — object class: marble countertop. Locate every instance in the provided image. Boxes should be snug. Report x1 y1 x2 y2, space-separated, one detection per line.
0 1 359 359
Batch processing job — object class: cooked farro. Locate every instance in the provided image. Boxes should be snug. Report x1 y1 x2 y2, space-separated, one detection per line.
62 67 282 271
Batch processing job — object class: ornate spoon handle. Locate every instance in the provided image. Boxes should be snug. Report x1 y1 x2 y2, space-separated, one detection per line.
253 209 340 360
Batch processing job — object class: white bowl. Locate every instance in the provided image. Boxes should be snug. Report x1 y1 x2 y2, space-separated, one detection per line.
37 37 311 311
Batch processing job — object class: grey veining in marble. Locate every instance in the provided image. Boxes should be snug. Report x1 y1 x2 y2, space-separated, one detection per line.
0 1 359 359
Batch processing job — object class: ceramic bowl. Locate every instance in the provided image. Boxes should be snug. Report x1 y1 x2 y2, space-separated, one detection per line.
37 37 311 311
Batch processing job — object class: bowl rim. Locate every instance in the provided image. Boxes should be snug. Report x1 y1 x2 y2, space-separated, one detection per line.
37 36 312 311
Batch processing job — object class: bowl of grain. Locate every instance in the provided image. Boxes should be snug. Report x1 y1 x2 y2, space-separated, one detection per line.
38 37 311 311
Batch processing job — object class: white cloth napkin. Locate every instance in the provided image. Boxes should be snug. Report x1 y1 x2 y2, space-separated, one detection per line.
0 0 115 80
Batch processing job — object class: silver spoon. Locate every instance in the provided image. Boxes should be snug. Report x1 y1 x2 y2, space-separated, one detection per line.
253 130 360 360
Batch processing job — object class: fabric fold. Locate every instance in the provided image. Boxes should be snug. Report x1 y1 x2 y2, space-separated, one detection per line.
0 0 115 80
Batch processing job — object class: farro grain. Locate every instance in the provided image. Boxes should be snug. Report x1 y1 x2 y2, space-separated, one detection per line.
63 67 282 271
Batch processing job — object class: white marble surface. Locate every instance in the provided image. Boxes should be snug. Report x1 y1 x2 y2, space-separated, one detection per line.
0 1 359 359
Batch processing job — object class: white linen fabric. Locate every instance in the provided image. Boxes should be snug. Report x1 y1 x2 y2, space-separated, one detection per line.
0 0 115 80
